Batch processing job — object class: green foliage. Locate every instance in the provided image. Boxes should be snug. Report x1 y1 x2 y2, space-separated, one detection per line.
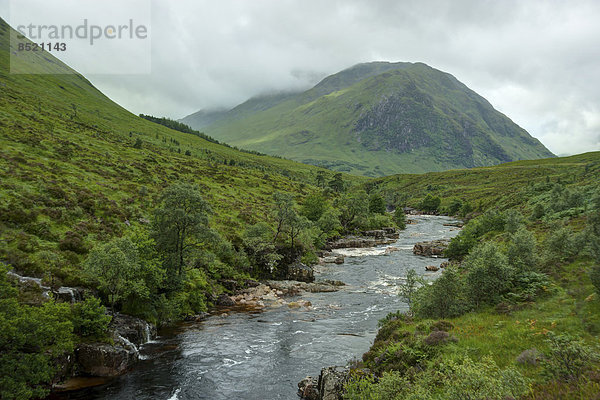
542 333 599 382
345 356 530 400
393 207 406 230
152 182 212 281
398 269 424 309
542 226 580 267
317 208 343 240
328 173 345 192
84 237 145 311
445 198 463 216
300 193 328 222
243 222 282 276
368 193 386 214
336 190 369 231
507 228 539 273
465 242 514 306
0 266 74 400
418 194 441 213
413 267 470 319
71 297 111 339
504 209 524 233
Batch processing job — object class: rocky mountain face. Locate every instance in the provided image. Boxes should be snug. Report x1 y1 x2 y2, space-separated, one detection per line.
182 62 554 176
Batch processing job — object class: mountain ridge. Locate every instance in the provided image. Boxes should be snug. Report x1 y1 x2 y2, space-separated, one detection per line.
182 61 554 176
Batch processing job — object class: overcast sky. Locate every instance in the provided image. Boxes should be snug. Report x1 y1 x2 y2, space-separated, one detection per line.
3 0 600 156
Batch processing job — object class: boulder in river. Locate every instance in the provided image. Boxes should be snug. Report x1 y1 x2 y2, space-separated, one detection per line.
425 265 440 272
318 366 349 400
298 376 319 400
286 263 315 283
412 239 450 257
76 342 138 377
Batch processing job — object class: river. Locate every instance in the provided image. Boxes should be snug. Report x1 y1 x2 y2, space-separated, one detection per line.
54 215 460 400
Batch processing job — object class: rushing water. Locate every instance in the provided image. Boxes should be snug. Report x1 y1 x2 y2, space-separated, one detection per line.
55 216 460 400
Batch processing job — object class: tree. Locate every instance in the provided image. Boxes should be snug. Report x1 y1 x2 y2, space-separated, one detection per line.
316 170 326 188
133 138 143 149
413 266 469 319
398 269 425 310
300 193 327 222
152 182 212 279
504 209 524 234
393 207 406 230
465 242 514 307
84 237 144 311
71 297 111 339
317 208 342 239
446 198 463 216
507 228 539 273
368 193 386 214
328 173 345 193
419 194 441 214
272 191 297 243
336 190 369 231
243 222 282 275
531 203 545 220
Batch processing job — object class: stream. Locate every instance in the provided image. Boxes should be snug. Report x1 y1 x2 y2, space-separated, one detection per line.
54 215 460 400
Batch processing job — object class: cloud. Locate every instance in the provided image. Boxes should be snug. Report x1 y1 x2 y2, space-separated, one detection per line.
3 0 599 155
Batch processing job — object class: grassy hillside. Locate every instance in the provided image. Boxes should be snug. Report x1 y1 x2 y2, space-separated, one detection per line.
343 152 600 399
183 62 554 176
0 16 367 282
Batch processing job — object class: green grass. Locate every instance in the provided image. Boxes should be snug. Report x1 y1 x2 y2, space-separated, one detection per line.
0 17 366 284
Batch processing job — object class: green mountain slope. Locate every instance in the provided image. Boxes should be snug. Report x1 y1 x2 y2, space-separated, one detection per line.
182 62 554 176
0 17 355 280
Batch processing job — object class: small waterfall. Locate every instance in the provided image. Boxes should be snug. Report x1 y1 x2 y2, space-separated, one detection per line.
143 323 151 344
116 334 139 355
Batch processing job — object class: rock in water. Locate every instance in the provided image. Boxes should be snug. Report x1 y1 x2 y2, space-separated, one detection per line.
318 366 349 400
286 263 315 283
425 265 440 272
412 239 450 257
76 343 138 377
298 376 319 400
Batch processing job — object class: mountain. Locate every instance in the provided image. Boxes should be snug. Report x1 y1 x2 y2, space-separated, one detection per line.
182 62 554 176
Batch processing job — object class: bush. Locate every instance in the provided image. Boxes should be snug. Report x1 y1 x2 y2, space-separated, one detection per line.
507 228 539 273
504 209 524 233
542 226 579 267
465 242 514 307
413 267 470 319
393 207 406 230
542 333 599 382
71 297 112 339
368 193 386 214
418 194 441 214
345 356 530 400
590 264 600 296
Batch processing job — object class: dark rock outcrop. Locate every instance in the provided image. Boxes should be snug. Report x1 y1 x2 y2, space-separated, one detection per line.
299 366 349 400
216 293 236 306
287 263 315 283
298 376 319 400
327 228 398 250
412 239 449 257
77 342 138 377
111 313 157 347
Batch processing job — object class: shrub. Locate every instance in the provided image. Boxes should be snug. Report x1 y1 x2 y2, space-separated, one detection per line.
368 193 386 214
58 231 88 254
590 264 600 296
71 297 112 339
542 333 599 382
542 226 579 267
516 348 544 366
507 228 539 273
504 209 524 233
413 266 470 319
465 242 514 307
393 207 406 230
419 194 441 214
